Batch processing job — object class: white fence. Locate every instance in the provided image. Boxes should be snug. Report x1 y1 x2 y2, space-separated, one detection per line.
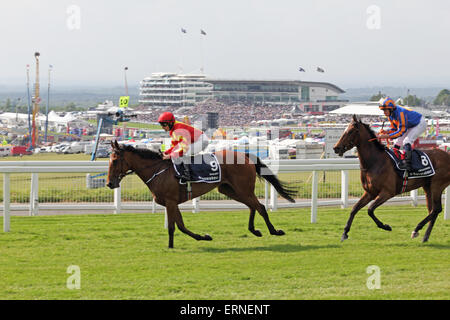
1 160 448 232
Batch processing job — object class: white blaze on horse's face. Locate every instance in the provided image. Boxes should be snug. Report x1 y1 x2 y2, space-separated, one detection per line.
107 151 121 189
334 121 357 157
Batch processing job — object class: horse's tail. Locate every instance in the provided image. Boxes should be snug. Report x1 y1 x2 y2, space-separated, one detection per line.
252 155 297 203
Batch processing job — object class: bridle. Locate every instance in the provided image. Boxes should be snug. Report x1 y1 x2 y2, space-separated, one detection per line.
339 123 360 153
112 148 169 185
112 150 134 182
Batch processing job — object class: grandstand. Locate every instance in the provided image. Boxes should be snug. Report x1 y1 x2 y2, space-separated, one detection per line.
139 73 348 112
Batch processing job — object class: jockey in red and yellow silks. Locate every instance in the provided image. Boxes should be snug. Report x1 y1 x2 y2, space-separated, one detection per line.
158 112 209 181
164 121 204 158
377 97 427 171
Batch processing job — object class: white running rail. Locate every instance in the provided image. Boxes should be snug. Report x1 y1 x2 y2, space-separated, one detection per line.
1 160 448 232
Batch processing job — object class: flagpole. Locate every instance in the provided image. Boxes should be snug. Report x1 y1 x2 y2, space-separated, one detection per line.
45 64 52 143
124 66 129 96
26 64 32 147
179 28 186 73
200 29 206 74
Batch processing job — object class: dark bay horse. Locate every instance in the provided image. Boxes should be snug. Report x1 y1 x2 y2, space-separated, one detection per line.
333 115 450 242
107 140 297 248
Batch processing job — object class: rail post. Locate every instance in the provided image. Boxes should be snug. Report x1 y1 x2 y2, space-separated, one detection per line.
264 180 269 209
445 187 449 220
410 189 418 207
192 197 199 213
3 173 10 232
311 170 318 223
113 186 121 214
30 173 39 216
341 170 349 209
270 185 277 211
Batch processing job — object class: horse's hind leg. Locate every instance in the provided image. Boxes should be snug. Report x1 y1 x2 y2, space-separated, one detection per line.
167 202 212 245
218 184 262 237
413 187 443 242
254 200 285 236
218 184 284 236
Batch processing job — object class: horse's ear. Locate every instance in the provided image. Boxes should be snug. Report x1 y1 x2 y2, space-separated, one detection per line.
352 114 358 122
112 140 120 151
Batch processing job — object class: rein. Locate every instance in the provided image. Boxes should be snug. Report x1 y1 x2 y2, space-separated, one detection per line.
117 151 170 185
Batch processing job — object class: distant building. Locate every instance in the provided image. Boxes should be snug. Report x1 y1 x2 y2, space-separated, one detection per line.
139 73 212 108
139 73 348 112
207 79 347 112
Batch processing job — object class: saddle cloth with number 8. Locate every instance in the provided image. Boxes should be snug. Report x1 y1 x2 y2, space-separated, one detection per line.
385 149 435 178
174 153 222 184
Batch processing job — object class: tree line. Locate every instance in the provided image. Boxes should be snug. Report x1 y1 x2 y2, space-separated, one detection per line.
370 89 450 107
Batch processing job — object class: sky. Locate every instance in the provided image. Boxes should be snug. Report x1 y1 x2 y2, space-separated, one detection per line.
0 0 449 89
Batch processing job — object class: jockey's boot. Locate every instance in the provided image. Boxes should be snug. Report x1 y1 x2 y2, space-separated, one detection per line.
179 162 191 183
404 149 412 171
398 144 412 171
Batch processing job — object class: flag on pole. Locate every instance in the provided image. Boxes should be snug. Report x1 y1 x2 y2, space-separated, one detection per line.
181 28 187 33
299 67 305 72
200 29 207 35
317 67 325 73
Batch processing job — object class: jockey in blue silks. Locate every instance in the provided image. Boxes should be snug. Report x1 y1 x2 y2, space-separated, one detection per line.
376 97 427 171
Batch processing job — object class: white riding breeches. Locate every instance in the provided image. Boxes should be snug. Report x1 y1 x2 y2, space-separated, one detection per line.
393 117 427 147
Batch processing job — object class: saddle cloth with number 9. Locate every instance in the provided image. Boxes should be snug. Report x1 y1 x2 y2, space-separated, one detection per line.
385 149 435 178
174 153 221 184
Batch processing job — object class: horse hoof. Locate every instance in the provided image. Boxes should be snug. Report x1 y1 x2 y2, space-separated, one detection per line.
341 234 348 242
204 234 213 241
251 230 263 237
384 224 392 231
275 229 285 236
411 231 419 239
422 237 429 243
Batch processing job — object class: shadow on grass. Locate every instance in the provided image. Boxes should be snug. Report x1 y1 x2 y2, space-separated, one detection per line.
199 243 340 253
394 242 450 249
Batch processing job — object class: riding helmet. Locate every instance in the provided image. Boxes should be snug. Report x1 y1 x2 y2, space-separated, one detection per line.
378 97 396 110
158 112 176 124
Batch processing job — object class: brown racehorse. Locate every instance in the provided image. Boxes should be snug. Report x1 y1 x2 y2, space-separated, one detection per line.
106 140 297 248
333 115 450 243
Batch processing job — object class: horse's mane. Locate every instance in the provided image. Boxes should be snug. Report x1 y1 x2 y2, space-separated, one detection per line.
121 144 163 160
359 121 386 151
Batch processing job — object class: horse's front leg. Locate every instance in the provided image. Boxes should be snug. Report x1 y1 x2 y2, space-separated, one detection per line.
342 191 373 241
167 202 213 243
166 208 175 249
367 191 394 231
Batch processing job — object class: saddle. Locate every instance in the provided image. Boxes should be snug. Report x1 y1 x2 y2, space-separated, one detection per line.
385 148 435 179
173 153 221 184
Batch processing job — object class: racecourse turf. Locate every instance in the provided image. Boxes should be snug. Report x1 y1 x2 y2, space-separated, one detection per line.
0 205 448 300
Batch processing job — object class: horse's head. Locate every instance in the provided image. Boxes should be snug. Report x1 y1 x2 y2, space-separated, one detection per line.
107 140 132 189
333 114 362 157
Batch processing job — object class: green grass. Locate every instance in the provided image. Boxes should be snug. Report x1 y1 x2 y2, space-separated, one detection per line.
0 206 448 300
